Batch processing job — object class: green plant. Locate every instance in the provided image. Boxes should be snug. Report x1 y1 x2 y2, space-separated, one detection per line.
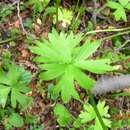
71 6 85 32
77 100 111 130
0 64 33 109
54 103 73 127
102 50 129 63
30 29 117 103
43 6 56 17
107 0 130 21
43 6 73 28
112 118 130 129
29 124 45 130
53 7 73 27
8 113 24 128
4 111 38 130
0 107 24 130
28 0 50 13
0 4 14 23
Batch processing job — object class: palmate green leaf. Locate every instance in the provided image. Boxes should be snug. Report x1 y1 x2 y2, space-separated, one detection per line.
74 59 117 74
31 29 117 103
54 103 73 127
79 101 112 130
79 103 95 123
0 64 32 108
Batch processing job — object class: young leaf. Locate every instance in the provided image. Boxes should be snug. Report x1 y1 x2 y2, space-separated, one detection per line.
9 113 24 127
53 7 73 25
114 7 126 21
107 0 130 21
79 101 111 130
54 103 73 127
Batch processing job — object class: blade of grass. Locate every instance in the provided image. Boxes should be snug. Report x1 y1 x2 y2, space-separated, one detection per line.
56 0 61 24
111 92 130 98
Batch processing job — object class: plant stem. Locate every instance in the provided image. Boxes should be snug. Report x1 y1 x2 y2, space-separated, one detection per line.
71 0 80 32
92 0 97 26
95 3 107 15
102 29 130 41
56 0 60 24
72 12 80 32
85 26 130 35
88 91 107 130
0 38 14 44
111 92 130 98
76 0 80 11
115 39 130 51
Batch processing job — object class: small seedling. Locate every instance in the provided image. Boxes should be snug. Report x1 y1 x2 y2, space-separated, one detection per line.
0 64 32 109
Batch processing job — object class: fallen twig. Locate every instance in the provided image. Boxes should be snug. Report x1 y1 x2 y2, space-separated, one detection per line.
16 0 28 34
